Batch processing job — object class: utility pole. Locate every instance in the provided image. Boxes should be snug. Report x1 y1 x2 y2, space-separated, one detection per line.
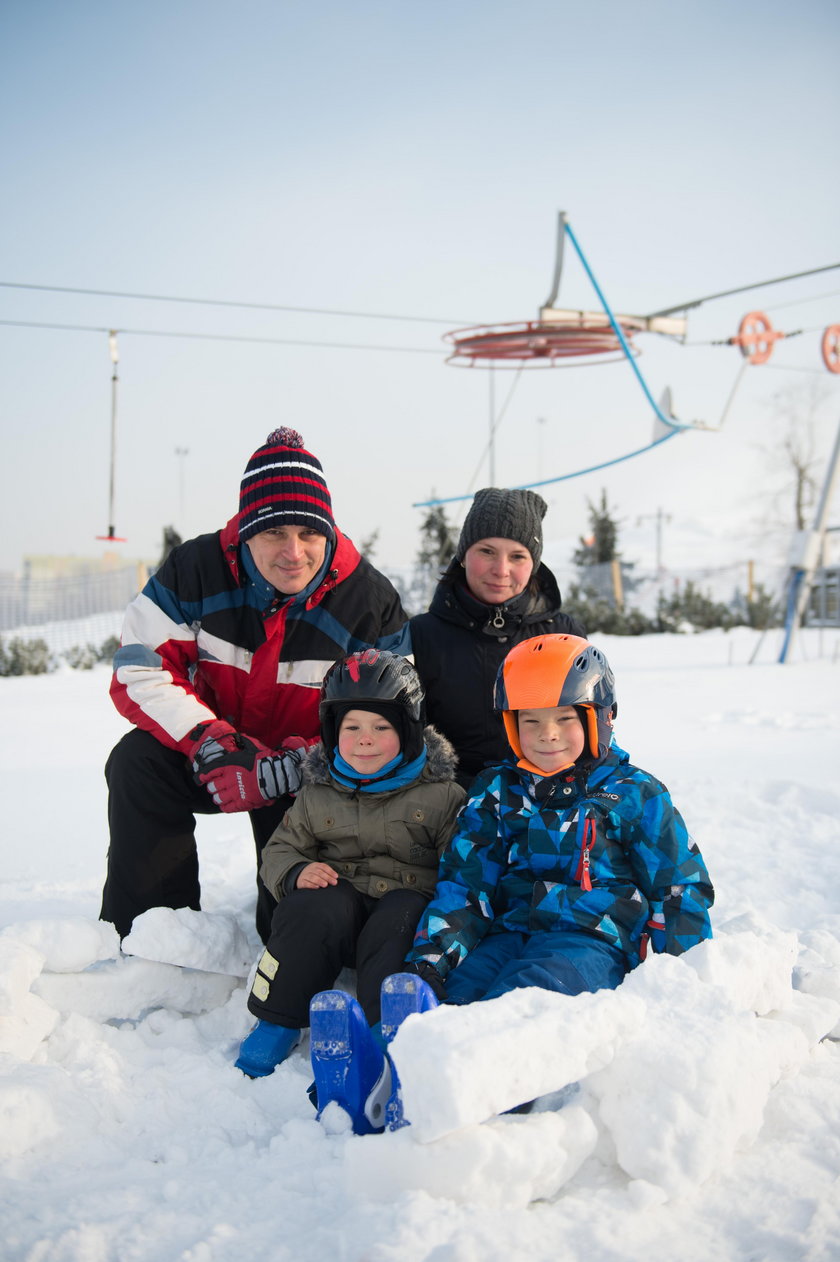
637 507 671 576
536 416 547 468
488 366 496 486
97 331 126 542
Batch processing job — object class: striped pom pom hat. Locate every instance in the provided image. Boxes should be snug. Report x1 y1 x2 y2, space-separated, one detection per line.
239 428 335 543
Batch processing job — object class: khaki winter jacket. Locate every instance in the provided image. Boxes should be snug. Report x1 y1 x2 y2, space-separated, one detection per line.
260 727 466 902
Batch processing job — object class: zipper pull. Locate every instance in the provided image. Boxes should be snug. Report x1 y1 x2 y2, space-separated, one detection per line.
578 815 593 891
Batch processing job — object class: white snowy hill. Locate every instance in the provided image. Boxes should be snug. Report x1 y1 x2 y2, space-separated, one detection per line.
1 627 839 1261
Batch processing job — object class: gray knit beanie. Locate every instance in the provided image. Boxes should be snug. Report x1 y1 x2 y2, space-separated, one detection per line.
456 488 548 568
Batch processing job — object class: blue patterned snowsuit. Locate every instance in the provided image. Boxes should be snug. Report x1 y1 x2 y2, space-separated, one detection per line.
406 741 713 1002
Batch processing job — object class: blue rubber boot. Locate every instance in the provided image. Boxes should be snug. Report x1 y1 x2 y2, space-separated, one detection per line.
309 991 386 1135
379 973 439 1130
235 1020 301 1078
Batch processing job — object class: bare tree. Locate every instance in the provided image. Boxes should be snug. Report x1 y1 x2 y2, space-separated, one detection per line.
751 378 831 551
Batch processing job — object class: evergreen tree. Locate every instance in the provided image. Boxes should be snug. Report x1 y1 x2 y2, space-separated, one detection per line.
358 529 379 560
416 504 459 572
572 489 622 567
158 526 183 569
405 502 460 615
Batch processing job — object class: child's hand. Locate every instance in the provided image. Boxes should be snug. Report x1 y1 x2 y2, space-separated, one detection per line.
296 863 339 890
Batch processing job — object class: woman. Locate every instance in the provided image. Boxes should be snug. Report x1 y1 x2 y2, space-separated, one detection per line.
409 487 584 789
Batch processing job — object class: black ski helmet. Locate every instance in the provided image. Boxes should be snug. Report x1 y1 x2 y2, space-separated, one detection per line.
319 650 426 761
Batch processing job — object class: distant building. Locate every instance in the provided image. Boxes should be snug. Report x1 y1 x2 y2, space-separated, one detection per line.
806 566 840 628
1 553 151 633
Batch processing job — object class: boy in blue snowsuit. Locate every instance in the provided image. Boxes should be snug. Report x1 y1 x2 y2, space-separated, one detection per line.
309 634 714 1132
404 633 713 1004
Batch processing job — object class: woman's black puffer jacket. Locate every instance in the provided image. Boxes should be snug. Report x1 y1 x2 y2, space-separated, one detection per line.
409 559 585 790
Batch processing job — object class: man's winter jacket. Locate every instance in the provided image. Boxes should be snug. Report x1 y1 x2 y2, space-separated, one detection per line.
409 561 585 787
260 727 466 901
406 742 714 977
111 517 408 755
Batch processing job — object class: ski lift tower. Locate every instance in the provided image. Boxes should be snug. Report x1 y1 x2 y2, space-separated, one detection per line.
778 417 840 663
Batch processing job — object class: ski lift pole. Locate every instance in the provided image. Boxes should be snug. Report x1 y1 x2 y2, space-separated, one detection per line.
97 331 126 542
107 331 118 537
779 415 840 663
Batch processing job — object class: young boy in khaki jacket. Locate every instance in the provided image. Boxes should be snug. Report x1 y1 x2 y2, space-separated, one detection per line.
234 650 465 1078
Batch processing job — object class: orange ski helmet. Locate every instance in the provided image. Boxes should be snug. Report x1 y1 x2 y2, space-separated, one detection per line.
494 634 617 762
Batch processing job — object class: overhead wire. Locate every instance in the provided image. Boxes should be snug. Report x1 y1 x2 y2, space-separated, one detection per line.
459 366 525 512
0 279 471 326
646 262 840 317
0 317 442 355
764 288 840 312
3 263 837 508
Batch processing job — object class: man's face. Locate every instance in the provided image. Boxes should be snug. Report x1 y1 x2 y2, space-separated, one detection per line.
246 525 328 594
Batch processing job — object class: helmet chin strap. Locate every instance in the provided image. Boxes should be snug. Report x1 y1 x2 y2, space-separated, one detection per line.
579 706 601 759
502 709 579 778
515 754 576 778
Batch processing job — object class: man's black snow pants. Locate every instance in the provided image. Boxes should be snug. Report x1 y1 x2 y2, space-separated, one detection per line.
100 728 291 944
245 880 429 1028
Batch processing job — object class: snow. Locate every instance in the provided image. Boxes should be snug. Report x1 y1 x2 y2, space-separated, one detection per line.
2 627 840 1261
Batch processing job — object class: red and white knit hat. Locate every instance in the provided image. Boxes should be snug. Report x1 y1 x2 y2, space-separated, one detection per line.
239 428 335 543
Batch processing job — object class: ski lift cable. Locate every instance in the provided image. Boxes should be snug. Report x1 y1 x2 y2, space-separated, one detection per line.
459 366 526 510
0 318 442 356
762 363 839 375
646 263 840 319
764 288 840 312
0 280 470 327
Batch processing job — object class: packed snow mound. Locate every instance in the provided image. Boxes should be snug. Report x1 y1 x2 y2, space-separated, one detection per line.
122 907 253 977
0 916 120 972
1 907 838 1217
388 916 839 1200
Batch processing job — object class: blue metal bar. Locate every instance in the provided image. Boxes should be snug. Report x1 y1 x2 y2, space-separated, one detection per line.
562 219 688 432
412 428 683 508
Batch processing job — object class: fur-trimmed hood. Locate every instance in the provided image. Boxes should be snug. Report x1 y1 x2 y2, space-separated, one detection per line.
303 724 458 788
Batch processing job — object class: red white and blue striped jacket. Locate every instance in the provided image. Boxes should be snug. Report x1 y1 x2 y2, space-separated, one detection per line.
110 516 409 754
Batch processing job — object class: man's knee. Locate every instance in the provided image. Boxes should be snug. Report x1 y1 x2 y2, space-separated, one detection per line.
105 726 182 782
106 728 213 820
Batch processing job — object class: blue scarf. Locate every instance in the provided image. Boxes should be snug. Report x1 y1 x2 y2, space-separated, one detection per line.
330 748 427 794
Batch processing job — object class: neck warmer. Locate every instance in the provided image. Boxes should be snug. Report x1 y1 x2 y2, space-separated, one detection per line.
330 748 427 794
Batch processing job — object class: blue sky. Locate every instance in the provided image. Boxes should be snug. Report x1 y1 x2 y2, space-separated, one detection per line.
1 0 838 577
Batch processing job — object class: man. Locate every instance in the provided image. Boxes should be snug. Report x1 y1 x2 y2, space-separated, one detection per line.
101 427 408 943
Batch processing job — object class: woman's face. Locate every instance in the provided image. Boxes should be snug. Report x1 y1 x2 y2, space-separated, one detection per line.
462 537 534 605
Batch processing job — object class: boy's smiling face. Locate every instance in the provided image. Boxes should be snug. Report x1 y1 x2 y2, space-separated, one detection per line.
338 709 401 774
517 705 584 773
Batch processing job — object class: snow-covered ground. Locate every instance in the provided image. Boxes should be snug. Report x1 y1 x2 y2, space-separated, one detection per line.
2 627 839 1261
